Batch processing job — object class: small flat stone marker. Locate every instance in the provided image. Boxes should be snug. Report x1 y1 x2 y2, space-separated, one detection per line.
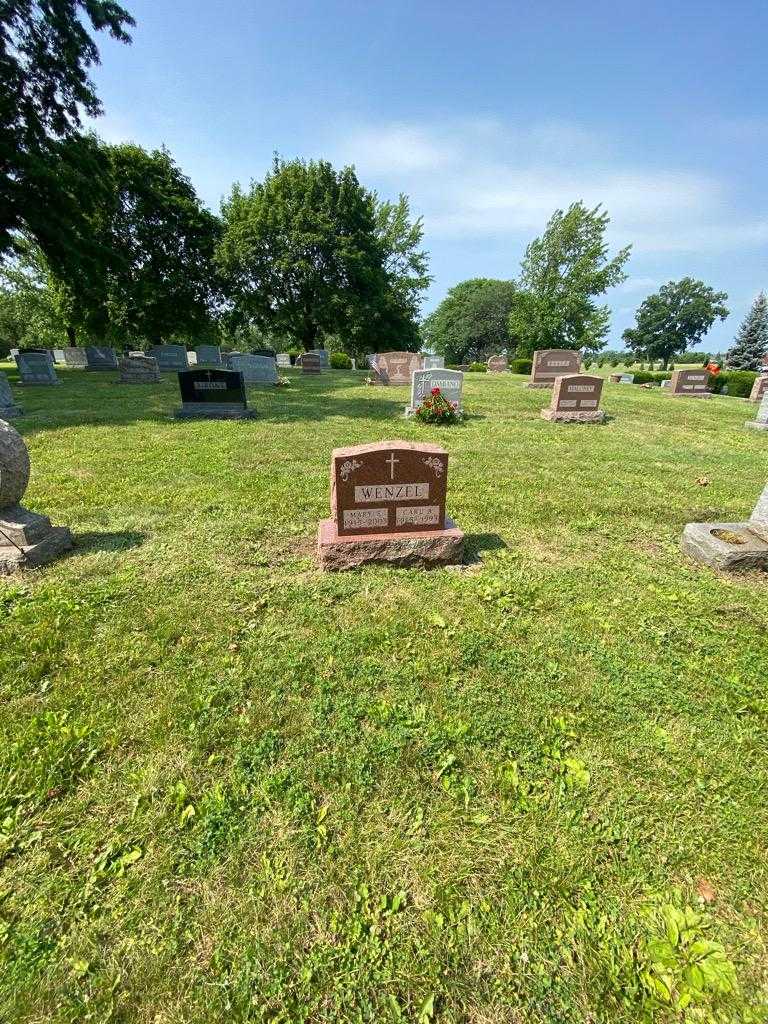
317 440 464 570
173 368 255 419
529 349 581 388
669 368 712 398
0 420 72 573
681 479 768 570
541 373 606 423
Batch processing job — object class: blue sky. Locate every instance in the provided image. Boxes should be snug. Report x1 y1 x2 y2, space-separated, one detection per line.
88 0 768 352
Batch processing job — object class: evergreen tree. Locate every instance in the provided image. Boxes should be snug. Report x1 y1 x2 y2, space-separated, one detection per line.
726 292 768 370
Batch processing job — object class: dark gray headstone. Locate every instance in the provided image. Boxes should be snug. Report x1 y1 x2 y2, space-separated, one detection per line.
174 368 256 419
16 351 60 385
149 344 189 371
195 345 222 366
85 346 119 371
0 371 23 417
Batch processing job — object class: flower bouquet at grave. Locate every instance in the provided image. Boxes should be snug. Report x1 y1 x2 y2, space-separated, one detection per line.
414 387 463 425
275 376 291 388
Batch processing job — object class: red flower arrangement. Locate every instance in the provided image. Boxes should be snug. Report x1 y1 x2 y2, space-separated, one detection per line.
414 387 463 425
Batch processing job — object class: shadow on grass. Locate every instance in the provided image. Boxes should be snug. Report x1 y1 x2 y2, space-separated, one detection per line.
72 530 146 555
464 532 507 559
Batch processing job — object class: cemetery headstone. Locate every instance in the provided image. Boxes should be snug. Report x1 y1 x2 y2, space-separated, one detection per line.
118 355 162 384
682 478 768 570
749 374 768 403
609 373 622 383
669 368 712 398
52 349 66 364
187 351 198 365
10 348 19 359
62 347 88 368
620 373 635 384
85 346 119 371
317 440 464 570
0 372 23 417
661 379 672 389
745 392 768 432
252 348 277 359
302 351 322 374
196 345 222 366
487 354 508 373
541 373 605 423
0 419 72 573
406 368 464 416
423 355 445 369
228 353 278 385
276 352 291 368
16 351 60 385
149 344 189 372
174 368 255 419
310 348 330 369
369 351 422 385
529 349 581 388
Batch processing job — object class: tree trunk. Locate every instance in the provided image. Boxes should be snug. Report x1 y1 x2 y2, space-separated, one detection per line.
66 325 76 345
301 322 319 351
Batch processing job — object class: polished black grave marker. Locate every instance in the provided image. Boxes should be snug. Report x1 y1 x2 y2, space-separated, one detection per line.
174 368 255 420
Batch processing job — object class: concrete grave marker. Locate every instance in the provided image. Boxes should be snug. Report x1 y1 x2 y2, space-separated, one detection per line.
149 345 189 371
541 374 605 423
529 349 581 388
682 478 768 570
487 354 508 373
669 368 711 398
0 372 23 417
745 392 768 432
0 420 72 573
309 349 330 369
15 351 60 385
317 440 464 570
369 351 422 385
85 346 119 371
276 352 291 368
227 353 278 385
749 374 768 403
118 355 161 384
195 345 222 366
52 349 66 364
406 368 464 416
174 368 255 419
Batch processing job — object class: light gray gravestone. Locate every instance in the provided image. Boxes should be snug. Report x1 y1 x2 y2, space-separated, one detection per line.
227 353 278 385
745 392 768 432
620 373 635 383
310 348 330 369
148 345 189 371
0 419 72 573
406 368 464 416
16 351 60 385
62 347 88 368
194 345 221 366
85 346 119 371
0 372 23 417
276 352 291 368
118 355 162 384
423 355 445 369
52 349 66 364
682 479 768 570
661 379 672 389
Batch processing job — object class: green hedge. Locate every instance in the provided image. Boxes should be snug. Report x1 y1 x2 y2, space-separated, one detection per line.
709 370 756 397
467 362 487 373
330 352 352 369
510 358 533 374
631 371 672 385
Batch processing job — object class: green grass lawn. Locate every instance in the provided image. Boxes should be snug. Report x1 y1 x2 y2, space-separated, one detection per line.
1 364 767 1023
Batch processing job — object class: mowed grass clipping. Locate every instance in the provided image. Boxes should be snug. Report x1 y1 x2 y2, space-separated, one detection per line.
1 364 767 1024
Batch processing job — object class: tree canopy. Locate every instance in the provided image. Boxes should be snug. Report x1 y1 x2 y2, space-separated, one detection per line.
0 237 67 354
622 278 729 369
0 0 134 257
216 157 428 353
422 278 517 364
726 292 768 370
508 202 630 356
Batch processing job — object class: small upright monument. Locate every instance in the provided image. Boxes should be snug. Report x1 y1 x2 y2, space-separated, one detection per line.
669 368 712 398
15 351 60 385
301 351 322 375
317 440 464 570
0 420 72 573
118 355 161 384
749 374 768 403
174 368 255 420
487 354 508 373
0 372 23 417
149 345 189 372
529 349 581 388
682 479 768 570
85 346 119 371
369 352 422 385
406 368 464 416
541 374 606 423
745 393 768 432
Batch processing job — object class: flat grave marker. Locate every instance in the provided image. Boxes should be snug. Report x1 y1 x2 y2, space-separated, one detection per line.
682 478 768 570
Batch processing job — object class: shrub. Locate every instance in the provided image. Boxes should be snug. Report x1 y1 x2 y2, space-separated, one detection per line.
632 371 672 385
414 387 463 425
330 351 352 369
467 362 487 372
709 370 757 397
510 358 533 374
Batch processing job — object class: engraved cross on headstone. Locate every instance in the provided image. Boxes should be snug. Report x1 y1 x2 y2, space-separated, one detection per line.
386 453 399 480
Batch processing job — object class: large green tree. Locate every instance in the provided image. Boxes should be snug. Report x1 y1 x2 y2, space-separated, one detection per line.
217 157 427 352
50 142 222 346
725 292 768 370
0 236 67 354
508 202 630 356
0 0 134 258
422 278 517 364
622 278 729 369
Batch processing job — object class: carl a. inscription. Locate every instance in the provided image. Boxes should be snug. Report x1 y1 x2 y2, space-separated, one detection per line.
331 441 449 537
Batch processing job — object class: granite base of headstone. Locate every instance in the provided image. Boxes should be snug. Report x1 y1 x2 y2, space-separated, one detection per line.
118 355 162 384
0 372 23 417
540 374 606 423
0 420 72 574
745 393 768 431
681 480 768 570
405 368 464 416
173 368 255 420
529 349 581 388
317 440 464 571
